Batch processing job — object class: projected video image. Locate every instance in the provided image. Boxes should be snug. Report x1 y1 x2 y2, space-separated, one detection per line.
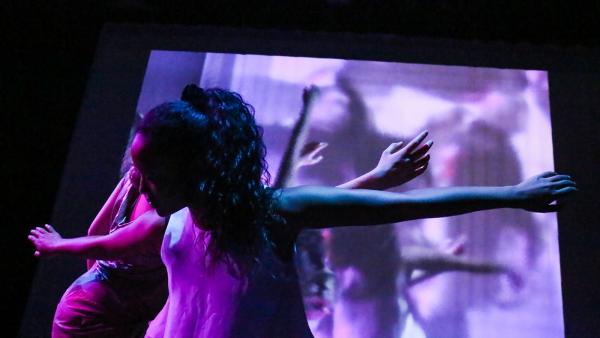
134 51 561 338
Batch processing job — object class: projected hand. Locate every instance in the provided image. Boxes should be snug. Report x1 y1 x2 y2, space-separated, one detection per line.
28 224 62 257
302 85 321 108
441 234 467 256
296 141 328 169
512 172 577 212
494 265 526 306
503 266 524 290
371 130 432 189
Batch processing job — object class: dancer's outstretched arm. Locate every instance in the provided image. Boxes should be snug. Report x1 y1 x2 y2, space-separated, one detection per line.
278 172 576 229
28 210 165 260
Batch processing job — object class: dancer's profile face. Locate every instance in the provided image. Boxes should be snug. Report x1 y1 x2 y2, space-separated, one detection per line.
131 133 188 217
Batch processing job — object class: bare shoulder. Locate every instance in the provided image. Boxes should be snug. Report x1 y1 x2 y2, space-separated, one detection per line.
274 186 326 215
273 186 342 230
134 210 168 234
128 210 167 251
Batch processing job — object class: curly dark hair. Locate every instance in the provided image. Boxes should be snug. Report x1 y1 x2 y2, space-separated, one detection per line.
136 85 283 268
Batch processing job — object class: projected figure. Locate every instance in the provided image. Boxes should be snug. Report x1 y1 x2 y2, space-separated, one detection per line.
273 87 436 331
303 77 525 338
420 79 538 338
271 86 331 318
131 84 573 338
281 77 425 338
321 78 410 338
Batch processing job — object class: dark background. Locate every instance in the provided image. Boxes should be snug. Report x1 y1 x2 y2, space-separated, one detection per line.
5 1 599 336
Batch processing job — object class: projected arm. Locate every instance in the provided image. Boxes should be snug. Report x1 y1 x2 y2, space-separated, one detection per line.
273 85 321 189
337 130 432 190
401 242 521 288
29 211 166 260
278 172 576 229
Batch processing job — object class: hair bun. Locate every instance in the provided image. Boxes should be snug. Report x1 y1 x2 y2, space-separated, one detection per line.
181 84 208 110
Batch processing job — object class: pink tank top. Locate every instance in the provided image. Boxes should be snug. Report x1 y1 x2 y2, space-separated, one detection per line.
148 208 314 338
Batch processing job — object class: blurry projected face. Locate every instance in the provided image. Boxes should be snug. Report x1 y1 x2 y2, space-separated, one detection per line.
136 51 561 338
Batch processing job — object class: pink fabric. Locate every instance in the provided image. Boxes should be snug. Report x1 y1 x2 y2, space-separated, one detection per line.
146 208 313 338
52 265 167 338
52 175 167 338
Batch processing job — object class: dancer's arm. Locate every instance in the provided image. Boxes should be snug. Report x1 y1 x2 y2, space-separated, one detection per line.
29 211 165 260
278 172 576 229
337 130 432 190
86 176 128 237
85 176 130 268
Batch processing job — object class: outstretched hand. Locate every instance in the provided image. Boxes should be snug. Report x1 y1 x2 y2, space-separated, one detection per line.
302 85 321 108
371 130 433 189
28 224 62 257
296 141 328 169
512 171 577 212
